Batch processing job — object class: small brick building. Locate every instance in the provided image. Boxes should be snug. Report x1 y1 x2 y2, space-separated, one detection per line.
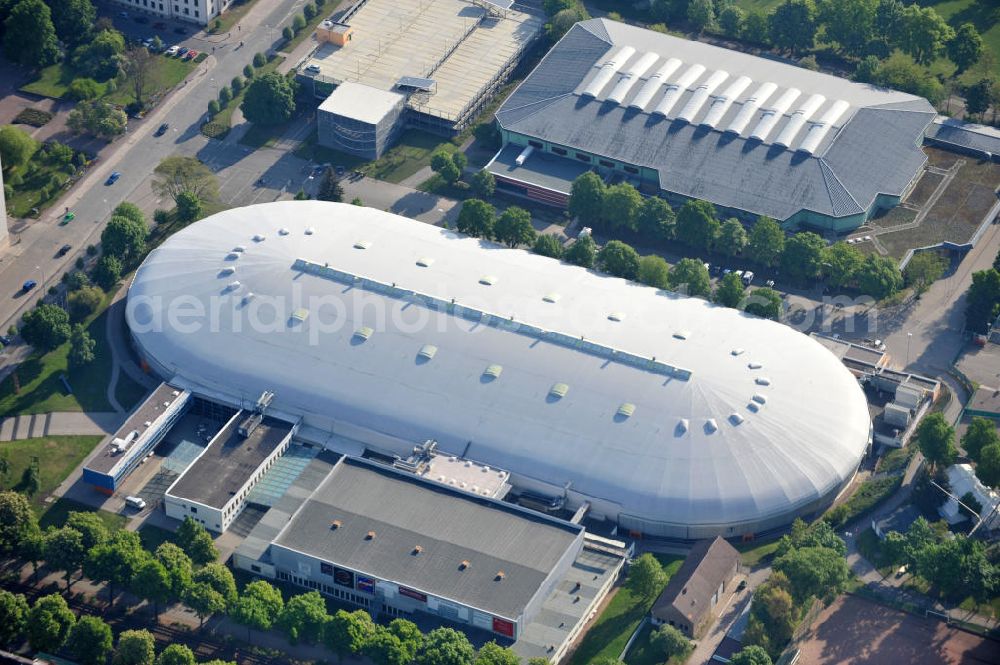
650 537 741 638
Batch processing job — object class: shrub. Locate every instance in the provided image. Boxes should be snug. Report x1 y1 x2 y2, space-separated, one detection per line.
13 108 54 127
68 285 104 322
153 209 170 225
207 99 221 117
253 52 267 67
304 2 316 19
244 64 255 78
231 76 244 94
282 26 294 41
293 14 307 32
67 78 101 101
200 122 229 139
219 86 232 105
86 244 97 256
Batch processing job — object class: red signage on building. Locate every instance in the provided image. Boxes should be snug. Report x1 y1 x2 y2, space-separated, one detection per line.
492 617 515 638
398 586 427 603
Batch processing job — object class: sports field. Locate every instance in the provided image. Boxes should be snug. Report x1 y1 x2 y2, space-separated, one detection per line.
794 594 1000 665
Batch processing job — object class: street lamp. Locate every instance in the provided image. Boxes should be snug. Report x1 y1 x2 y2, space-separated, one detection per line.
905 332 912 367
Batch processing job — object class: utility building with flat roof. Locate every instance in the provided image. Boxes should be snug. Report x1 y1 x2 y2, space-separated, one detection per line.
240 456 585 640
487 19 936 231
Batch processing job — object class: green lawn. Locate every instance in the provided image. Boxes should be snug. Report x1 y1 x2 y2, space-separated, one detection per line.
366 130 457 184
39 497 127 531
210 0 259 34
5 156 74 218
20 55 194 102
878 446 916 475
924 0 1000 78
0 436 104 510
737 539 781 568
568 555 684 665
0 298 117 416
623 622 689 665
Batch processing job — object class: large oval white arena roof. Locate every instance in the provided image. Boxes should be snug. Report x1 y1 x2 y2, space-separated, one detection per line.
128 201 871 531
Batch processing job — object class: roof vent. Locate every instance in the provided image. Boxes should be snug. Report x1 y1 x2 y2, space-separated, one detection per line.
242 293 255 304
747 402 761 413
418 344 437 360
330 519 342 529
608 312 625 322
729 413 745 425
459 560 470 570
617 403 636 418
220 266 236 276
676 418 689 435
748 362 763 369
412 545 423 555
304 227 315 235
495 570 506 581
353 240 371 249
479 275 497 286
416 257 434 267
291 308 309 323
752 394 767 404
279 228 290 236
366 530 376 540
705 418 718 433
354 326 374 342
549 383 569 399
674 331 690 340
227 280 241 291
731 348 744 356
755 377 771 386
543 292 560 303
483 364 503 380
252 234 266 242
233 245 246 253
226 252 240 260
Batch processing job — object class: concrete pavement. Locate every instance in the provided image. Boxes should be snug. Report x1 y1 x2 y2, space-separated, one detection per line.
0 411 121 441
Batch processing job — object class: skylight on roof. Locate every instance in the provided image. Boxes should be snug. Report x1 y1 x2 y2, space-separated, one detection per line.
416 257 434 267
731 348 745 356
674 331 690 340
542 292 560 303
418 344 437 360
705 418 718 433
353 240 372 250
233 245 246 253
354 326 373 342
253 234 266 242
483 364 503 379
729 413 745 425
291 308 309 322
304 227 315 235
755 377 771 386
617 403 636 418
608 312 625 322
279 228 290 236
479 275 497 286
549 383 569 399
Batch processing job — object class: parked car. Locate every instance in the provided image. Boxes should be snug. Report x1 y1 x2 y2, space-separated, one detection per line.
105 171 121 185
184 50 198 60
56 244 71 257
165 45 179 56
177 46 189 57
742 270 755 285
22 280 37 292
305 64 321 74
737 579 748 592
154 122 169 136
335 165 346 177
0 335 13 346
764 279 776 288
125 496 147 510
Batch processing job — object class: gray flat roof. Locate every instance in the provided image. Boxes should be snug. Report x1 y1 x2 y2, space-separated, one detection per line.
486 144 592 193
496 19 936 221
86 383 186 475
167 415 292 508
273 457 583 618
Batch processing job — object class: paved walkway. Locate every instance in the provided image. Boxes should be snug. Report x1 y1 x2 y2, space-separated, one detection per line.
0 411 121 441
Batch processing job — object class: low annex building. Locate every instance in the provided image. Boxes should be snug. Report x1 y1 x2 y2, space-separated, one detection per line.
235 456 585 641
487 19 936 231
650 536 741 638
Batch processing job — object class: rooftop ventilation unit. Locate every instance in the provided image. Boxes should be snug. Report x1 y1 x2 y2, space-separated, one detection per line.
459 560 470 570
700 75 752 128
330 519 342 529
412 545 423 555
724 81 778 135
542 292 560 303
608 312 625 322
729 413 745 425
515 145 533 167
676 418 689 435
750 88 801 141
651 63 706 117
677 70 729 123
705 418 718 433
581 46 637 98
796 99 851 154
291 308 309 322
219 266 235 276
227 280 241 291
748 401 761 413
479 275 497 286
242 293 255 304
483 364 503 379
304 227 315 235
366 530 376 540
354 326 374 342
673 330 690 340
748 362 763 369
233 245 246 253
755 377 771 386
418 344 437 360
607 52 659 104
549 383 569 399
253 234 266 242
752 394 767 404
774 93 827 148
629 57 682 110
353 240 371 249
731 348 744 356
617 403 636 418
226 252 241 261
495 570 506 581
279 228 290 236
416 257 434 267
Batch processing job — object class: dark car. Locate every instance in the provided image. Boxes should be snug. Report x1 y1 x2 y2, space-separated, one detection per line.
22 280 37 292
737 580 748 592
0 335 12 346
154 123 169 136
56 244 71 257
105 171 121 185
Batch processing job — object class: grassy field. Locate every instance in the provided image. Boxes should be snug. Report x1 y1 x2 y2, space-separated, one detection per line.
623 622 689 665
21 55 194 102
0 435 103 510
366 130 458 183
211 0 259 34
568 555 684 665
0 297 117 416
737 538 781 568
39 497 127 531
877 446 917 475
5 155 74 218
926 0 1000 78
280 0 343 53
203 55 284 140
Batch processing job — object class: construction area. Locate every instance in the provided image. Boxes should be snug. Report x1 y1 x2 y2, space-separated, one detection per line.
302 0 543 152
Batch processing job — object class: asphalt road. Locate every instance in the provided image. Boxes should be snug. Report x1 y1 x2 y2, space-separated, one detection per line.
0 0 310 333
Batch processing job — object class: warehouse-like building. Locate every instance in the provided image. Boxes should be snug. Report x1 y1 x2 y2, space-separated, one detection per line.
486 19 936 231
127 201 872 539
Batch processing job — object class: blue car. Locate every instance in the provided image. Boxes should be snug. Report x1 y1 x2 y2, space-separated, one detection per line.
22 280 37 292
106 171 121 185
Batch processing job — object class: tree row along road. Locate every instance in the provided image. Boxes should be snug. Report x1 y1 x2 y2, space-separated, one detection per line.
0 0 310 335
3 576 282 665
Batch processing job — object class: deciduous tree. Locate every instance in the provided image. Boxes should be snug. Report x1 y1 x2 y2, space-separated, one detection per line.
903 252 946 294
68 615 114 665
494 206 536 248
602 183 642 231
564 234 596 268
961 417 999 462
780 232 825 283
156 645 196 665
714 272 746 308
568 172 605 227
132 556 172 621
637 255 670 289
675 199 719 251
0 125 36 172
175 516 218 565
768 0 817 54
278 591 329 645
0 589 29 648
232 580 283 642
597 240 640 279
456 199 496 240
152 156 219 204
627 553 666 600
44 526 86 591
415 627 475 665
650 624 692 660
748 217 784 267
915 412 956 472
113 629 155 665
948 23 984 74
27 594 75 653
669 258 711 297
85 530 145 605
636 196 674 242
717 218 748 257
241 72 297 126
3 0 59 67
0 491 37 555
532 234 563 259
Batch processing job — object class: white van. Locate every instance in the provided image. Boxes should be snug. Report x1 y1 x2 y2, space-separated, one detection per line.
125 496 147 510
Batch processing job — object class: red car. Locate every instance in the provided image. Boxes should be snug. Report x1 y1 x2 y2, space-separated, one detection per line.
184 50 198 60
